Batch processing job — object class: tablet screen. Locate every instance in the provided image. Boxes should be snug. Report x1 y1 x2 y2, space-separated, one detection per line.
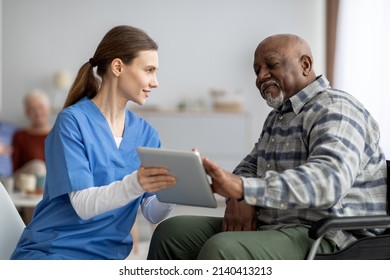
137 147 217 208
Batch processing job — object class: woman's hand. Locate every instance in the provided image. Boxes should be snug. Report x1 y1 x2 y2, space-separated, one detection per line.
137 166 176 193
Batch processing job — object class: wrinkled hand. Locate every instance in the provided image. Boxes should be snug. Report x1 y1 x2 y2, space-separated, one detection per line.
201 156 256 231
202 157 243 199
137 166 176 193
222 198 257 232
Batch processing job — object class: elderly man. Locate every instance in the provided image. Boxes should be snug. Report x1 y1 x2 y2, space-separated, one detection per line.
147 34 387 260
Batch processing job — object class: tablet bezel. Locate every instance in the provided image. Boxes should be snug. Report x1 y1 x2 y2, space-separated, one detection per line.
137 147 217 208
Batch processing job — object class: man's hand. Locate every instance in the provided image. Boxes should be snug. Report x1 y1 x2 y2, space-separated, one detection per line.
202 157 243 199
201 156 257 231
137 166 176 193
222 198 257 231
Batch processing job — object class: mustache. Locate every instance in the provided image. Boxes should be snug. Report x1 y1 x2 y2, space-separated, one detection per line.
260 80 279 95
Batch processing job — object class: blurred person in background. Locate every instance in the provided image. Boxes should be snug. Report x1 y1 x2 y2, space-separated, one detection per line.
12 89 51 189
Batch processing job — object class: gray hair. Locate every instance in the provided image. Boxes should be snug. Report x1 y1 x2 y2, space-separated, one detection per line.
24 89 51 109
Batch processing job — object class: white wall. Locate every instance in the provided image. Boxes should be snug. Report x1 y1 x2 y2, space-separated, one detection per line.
333 0 390 158
1 0 326 144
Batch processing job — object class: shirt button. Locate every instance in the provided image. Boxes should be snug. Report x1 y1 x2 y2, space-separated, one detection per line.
271 138 275 142
280 203 287 209
266 163 271 168
278 116 283 120
285 142 290 147
248 197 257 204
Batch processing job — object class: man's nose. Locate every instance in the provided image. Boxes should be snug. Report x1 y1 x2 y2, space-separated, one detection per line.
257 68 271 82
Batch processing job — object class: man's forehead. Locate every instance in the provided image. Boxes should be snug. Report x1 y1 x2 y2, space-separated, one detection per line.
254 45 285 61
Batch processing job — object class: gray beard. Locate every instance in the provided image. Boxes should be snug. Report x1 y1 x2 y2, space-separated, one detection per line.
266 91 285 109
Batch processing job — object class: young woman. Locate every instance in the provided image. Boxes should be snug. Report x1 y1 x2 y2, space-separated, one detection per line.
11 25 176 259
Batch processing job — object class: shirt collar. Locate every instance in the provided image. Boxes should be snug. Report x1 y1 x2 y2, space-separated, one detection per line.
283 75 330 114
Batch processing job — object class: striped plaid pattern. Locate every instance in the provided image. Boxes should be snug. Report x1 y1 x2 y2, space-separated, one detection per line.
234 75 387 248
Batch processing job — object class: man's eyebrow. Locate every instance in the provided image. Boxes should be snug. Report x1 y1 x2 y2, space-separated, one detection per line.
264 54 281 60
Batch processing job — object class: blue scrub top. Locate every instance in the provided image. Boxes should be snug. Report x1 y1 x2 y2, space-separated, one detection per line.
11 98 160 259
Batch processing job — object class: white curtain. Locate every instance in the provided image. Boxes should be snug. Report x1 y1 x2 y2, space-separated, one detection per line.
333 0 390 158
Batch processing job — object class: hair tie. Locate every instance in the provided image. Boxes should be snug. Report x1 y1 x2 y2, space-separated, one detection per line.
89 58 97 67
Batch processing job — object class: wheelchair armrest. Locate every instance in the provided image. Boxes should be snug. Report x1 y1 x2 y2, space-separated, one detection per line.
308 215 390 240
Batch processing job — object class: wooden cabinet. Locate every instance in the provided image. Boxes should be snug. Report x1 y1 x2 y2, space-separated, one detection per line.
135 110 251 172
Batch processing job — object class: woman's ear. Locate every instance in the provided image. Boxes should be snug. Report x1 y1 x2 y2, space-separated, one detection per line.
300 55 312 76
111 58 123 77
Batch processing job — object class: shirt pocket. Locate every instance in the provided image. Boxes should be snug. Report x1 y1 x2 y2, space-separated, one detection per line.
277 135 308 171
92 163 128 186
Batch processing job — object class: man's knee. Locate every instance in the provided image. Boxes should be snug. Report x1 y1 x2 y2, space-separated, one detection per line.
150 216 196 251
197 233 234 260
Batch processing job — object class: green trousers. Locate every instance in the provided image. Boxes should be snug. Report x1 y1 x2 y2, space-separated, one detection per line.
147 215 338 260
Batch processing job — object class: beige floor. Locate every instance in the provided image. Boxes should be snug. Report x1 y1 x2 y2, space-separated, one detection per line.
127 201 225 260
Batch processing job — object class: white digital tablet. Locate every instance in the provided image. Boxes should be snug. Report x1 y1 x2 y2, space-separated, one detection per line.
137 147 217 208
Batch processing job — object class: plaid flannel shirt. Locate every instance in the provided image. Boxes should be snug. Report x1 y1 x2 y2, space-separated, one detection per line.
234 75 387 248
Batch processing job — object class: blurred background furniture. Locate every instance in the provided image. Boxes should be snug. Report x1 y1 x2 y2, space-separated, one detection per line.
10 191 42 208
9 191 42 225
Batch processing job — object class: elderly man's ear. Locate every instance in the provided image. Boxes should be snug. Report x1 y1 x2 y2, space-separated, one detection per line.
300 55 313 76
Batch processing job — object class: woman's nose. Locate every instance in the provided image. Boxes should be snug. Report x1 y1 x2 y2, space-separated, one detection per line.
150 75 159 88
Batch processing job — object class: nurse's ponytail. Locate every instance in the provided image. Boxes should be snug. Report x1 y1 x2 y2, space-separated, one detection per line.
63 62 99 108
63 25 158 108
